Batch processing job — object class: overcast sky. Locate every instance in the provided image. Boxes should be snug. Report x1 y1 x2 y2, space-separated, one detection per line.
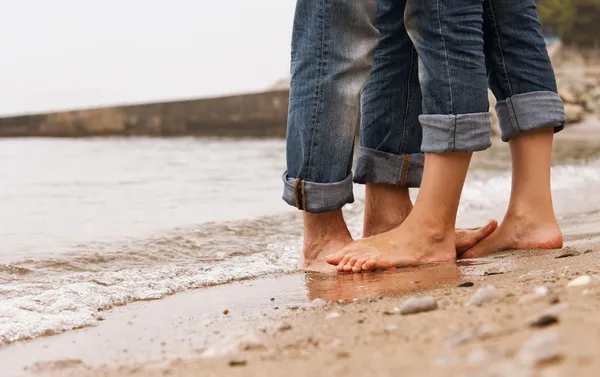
0 0 296 116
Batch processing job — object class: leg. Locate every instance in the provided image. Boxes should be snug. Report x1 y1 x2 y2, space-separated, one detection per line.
461 0 566 258
357 0 498 244
283 0 380 272
357 0 423 238
328 0 492 272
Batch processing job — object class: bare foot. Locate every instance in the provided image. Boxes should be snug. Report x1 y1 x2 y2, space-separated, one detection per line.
300 234 353 273
459 213 563 259
299 210 353 273
455 220 499 253
326 216 456 273
363 182 497 251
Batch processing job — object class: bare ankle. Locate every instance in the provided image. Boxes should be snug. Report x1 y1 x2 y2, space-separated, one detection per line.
363 183 413 237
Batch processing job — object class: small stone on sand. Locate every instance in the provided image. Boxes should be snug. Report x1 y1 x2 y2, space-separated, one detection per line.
398 296 438 315
530 315 559 328
228 359 247 367
567 275 592 287
336 351 350 359
325 312 341 320
270 298 275 301
383 307 401 315
466 285 504 307
540 303 570 317
310 298 327 307
278 323 292 332
458 282 475 288
555 248 581 259
517 330 562 366
484 267 505 276
223 309 229 315
584 249 594 254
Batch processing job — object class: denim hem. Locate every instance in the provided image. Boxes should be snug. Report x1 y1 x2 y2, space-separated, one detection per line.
281 172 354 213
354 147 423 187
495 91 566 142
419 113 492 153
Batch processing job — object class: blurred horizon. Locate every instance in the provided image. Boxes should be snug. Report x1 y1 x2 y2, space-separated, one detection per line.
0 0 296 117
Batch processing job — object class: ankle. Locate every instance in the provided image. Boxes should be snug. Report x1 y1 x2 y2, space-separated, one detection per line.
303 210 351 243
406 209 455 243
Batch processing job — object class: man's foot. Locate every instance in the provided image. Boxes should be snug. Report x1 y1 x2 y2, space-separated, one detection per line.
459 213 563 259
299 210 353 273
326 213 457 273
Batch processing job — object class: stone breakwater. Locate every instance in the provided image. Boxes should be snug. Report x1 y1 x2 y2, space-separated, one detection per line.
0 90 290 137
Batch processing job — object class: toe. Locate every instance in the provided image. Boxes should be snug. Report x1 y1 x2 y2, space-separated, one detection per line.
326 250 346 265
456 219 498 253
351 258 366 273
362 258 378 271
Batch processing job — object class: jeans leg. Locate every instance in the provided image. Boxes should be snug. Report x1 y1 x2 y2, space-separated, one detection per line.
283 0 380 213
405 0 491 153
354 0 424 188
483 0 566 142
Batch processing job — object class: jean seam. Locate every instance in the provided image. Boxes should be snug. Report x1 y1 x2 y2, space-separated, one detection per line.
506 98 521 135
400 155 411 186
487 0 514 96
293 178 301 209
301 180 307 211
306 0 328 181
435 0 454 113
400 47 417 152
452 115 457 151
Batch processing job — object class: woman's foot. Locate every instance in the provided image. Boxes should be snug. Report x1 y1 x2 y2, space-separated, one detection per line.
326 212 457 273
460 212 562 258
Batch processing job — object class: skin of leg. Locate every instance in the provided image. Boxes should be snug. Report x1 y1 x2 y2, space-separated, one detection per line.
283 0 380 271
327 152 473 272
460 128 563 258
459 0 565 258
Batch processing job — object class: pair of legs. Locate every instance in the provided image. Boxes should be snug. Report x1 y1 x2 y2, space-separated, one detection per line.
328 0 566 272
285 0 495 272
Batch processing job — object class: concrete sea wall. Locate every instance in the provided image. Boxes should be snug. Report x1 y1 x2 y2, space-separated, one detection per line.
0 90 290 137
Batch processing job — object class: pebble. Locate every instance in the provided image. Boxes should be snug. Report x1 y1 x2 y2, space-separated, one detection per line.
228 358 247 367
540 303 570 317
398 297 438 315
310 298 327 307
223 309 229 315
357 318 365 324
518 286 550 305
555 248 581 259
584 249 594 254
325 312 341 320
336 351 350 359
530 315 559 328
270 298 275 302
277 323 292 332
517 330 562 366
458 282 475 288
567 275 593 287
484 267 505 276
465 285 504 307
383 307 401 315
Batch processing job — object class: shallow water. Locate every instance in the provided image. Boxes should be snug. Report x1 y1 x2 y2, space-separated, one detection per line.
2 137 600 344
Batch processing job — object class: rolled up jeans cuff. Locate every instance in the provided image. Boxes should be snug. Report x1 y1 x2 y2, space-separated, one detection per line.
354 147 423 187
282 172 354 213
419 113 492 153
496 91 566 142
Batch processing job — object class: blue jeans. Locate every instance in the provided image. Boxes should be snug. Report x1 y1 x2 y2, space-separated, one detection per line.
283 0 566 213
